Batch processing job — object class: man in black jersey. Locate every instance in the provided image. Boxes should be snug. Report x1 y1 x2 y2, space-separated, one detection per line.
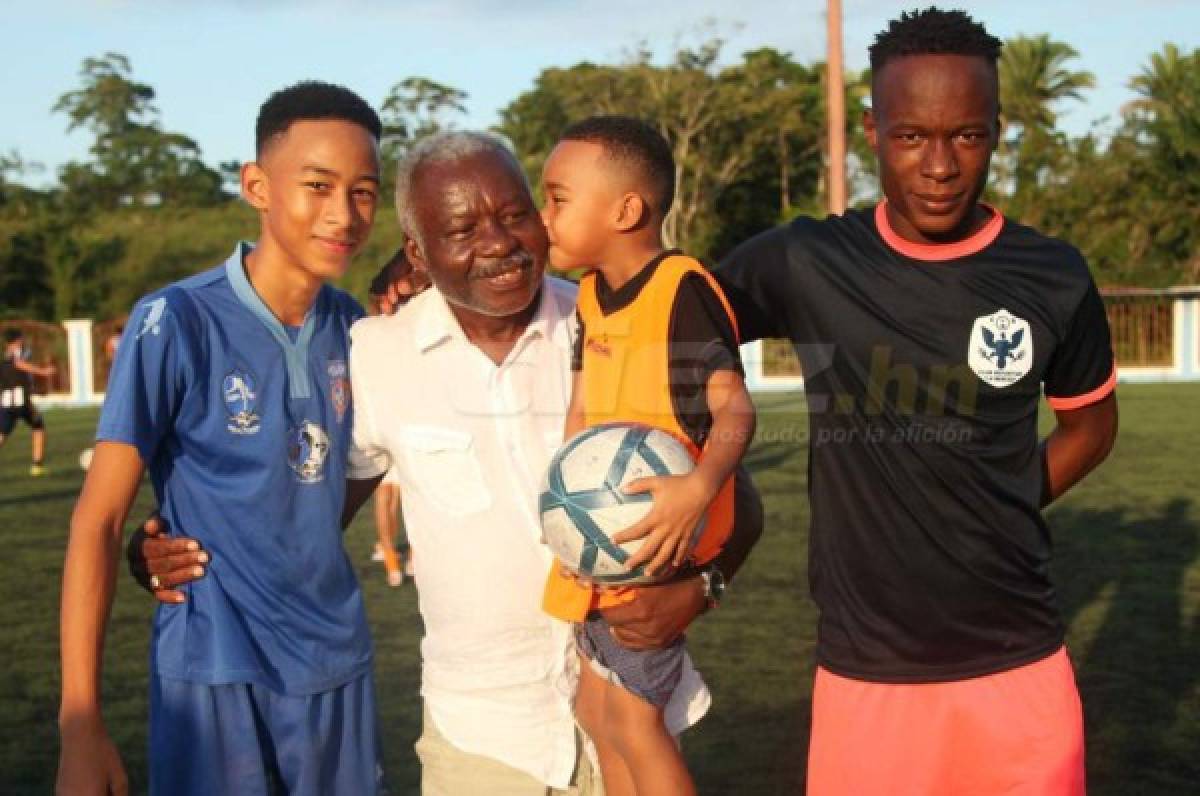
716 8 1116 794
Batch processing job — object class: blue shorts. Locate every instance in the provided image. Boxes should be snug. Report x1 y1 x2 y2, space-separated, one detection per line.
149 672 381 796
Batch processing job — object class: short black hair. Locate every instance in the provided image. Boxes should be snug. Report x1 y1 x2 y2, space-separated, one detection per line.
560 115 675 217
869 7 1003 74
5 328 23 343
255 81 382 157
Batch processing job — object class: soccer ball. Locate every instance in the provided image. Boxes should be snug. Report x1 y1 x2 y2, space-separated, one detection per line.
539 422 704 585
78 447 94 471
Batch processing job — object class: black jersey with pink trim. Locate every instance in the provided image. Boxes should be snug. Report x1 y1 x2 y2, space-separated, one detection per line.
716 203 1115 683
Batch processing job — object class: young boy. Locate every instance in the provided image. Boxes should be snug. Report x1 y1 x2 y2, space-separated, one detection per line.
0 327 56 475
540 116 756 796
58 81 385 795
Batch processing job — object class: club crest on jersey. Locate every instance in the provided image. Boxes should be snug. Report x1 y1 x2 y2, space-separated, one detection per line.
968 308 1033 388
288 421 330 483
222 370 261 434
327 359 349 423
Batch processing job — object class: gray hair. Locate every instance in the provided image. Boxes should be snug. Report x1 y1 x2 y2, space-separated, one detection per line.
394 131 526 243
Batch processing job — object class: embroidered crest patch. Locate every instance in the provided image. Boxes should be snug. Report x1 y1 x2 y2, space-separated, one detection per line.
968 309 1033 388
288 421 330 483
222 370 261 434
328 359 349 423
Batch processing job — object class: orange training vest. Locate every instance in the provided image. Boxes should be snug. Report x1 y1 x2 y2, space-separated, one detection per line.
542 254 740 621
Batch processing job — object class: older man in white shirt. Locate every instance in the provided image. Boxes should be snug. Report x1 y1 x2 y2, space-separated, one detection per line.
346 132 720 794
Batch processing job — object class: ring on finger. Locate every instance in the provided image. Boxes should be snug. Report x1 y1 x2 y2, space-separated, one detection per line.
150 574 162 591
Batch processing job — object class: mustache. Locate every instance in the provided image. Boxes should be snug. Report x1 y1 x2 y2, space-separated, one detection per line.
473 251 535 279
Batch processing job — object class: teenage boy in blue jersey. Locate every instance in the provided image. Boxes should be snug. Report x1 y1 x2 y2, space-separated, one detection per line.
58 82 385 796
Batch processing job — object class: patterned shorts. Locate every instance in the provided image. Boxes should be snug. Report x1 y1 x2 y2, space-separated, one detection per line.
576 612 686 707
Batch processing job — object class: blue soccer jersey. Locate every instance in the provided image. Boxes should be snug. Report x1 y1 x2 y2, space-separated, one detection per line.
99 243 371 695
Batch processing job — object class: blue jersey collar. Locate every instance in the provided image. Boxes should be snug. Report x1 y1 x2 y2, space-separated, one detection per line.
225 242 320 400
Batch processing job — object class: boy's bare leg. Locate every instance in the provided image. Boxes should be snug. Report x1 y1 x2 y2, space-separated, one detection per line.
606 677 695 796
576 656 636 796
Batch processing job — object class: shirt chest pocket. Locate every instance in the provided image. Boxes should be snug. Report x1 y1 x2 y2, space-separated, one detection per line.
397 426 493 517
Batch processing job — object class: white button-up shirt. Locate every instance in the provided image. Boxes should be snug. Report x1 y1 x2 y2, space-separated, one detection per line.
347 277 709 787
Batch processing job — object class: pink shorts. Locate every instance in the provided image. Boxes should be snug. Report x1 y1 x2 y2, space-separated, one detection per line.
808 647 1085 795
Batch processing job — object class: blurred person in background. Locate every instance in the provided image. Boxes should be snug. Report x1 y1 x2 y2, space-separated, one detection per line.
1 328 56 476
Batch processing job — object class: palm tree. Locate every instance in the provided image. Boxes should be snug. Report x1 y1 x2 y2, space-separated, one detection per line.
997 35 1095 217
1123 44 1200 280
1126 44 1200 158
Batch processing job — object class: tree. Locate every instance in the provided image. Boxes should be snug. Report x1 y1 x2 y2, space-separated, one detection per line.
0 151 41 204
996 35 1094 222
707 49 831 253
53 54 155 139
497 61 625 192
497 41 838 258
0 153 57 320
633 38 747 249
379 77 468 193
1122 43 1200 280
999 43 1200 287
0 216 56 320
52 53 223 209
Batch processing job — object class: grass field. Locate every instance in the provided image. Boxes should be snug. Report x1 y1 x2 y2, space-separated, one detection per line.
2 384 1197 794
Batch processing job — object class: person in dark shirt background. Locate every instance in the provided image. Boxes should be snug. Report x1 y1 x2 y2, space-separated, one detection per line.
1 328 56 476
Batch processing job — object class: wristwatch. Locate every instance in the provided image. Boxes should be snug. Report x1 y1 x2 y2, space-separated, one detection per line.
698 563 727 610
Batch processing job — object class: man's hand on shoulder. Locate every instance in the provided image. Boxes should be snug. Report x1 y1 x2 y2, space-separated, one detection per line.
371 257 432 315
126 514 208 604
599 574 707 650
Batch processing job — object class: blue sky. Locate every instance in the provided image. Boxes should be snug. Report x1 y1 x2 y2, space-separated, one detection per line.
4 0 1198 187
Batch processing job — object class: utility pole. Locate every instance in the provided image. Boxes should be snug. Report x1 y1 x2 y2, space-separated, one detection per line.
827 0 847 215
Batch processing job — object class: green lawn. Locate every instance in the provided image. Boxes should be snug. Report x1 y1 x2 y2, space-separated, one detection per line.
2 385 1197 794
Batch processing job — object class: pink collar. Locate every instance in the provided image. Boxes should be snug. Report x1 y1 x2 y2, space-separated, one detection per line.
875 200 1003 262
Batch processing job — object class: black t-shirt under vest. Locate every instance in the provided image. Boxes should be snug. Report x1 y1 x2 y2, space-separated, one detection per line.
716 204 1115 683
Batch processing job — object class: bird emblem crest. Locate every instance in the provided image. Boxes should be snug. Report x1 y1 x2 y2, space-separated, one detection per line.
968 309 1033 388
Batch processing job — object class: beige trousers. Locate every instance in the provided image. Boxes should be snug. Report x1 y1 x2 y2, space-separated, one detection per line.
415 704 605 796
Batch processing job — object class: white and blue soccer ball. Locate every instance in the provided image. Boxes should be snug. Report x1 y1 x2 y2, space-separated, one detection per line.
540 422 704 585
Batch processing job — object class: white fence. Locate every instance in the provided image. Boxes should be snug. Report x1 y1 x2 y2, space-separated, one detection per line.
741 286 1200 391
10 286 1200 408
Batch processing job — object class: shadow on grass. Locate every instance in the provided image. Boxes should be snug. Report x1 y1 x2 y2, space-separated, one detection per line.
689 691 812 795
1052 498 1200 793
0 488 81 506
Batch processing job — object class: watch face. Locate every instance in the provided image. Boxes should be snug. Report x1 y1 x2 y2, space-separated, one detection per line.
705 566 726 603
